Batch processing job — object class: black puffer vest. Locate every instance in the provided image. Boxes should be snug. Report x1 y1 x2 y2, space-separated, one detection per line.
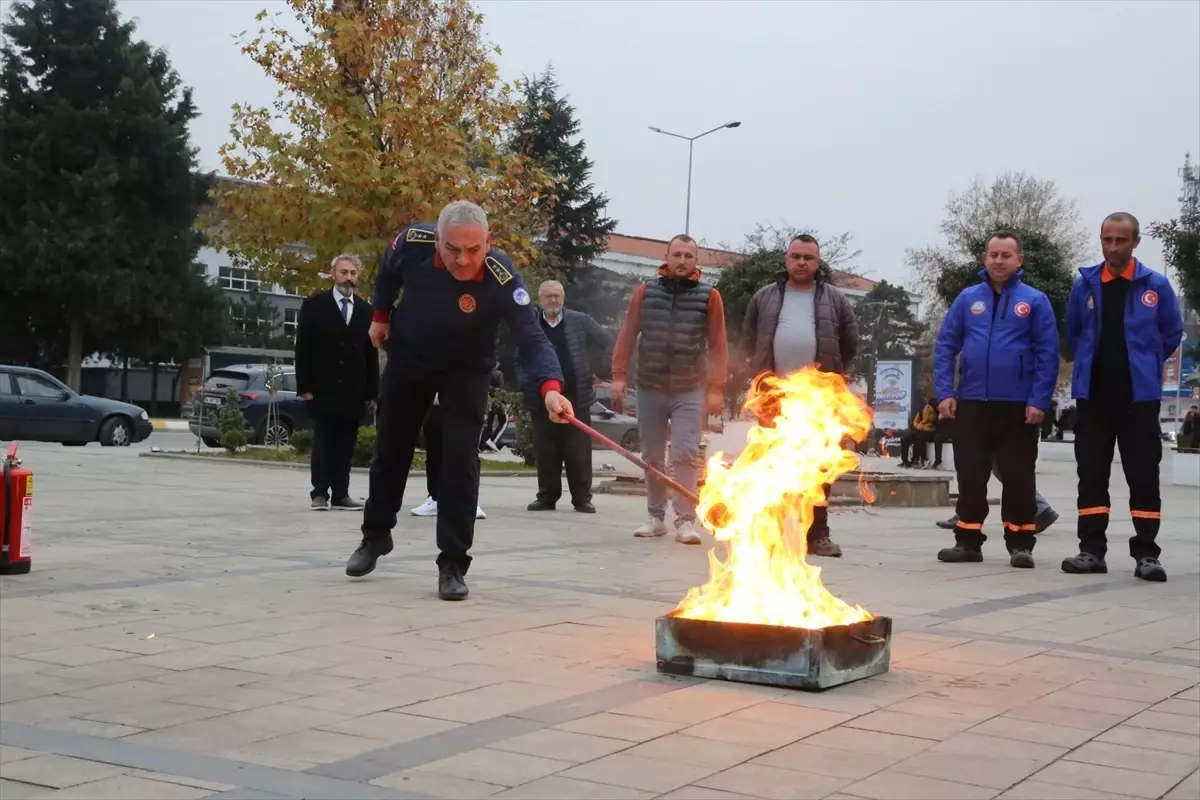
637 275 713 393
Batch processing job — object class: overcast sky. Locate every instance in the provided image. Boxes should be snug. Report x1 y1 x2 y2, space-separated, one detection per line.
11 0 1200 285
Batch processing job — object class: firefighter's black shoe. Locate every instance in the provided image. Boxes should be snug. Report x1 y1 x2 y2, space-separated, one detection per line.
938 545 983 563
345 536 393 577
936 515 959 530
438 564 469 600
1009 550 1035 569
1035 508 1059 533
809 537 843 557
526 500 556 511
573 502 596 513
1134 557 1167 582
1061 552 1107 574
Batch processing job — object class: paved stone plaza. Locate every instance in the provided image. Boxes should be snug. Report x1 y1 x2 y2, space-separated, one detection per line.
1 442 1198 799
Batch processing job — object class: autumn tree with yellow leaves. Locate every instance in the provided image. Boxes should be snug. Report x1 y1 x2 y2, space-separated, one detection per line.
208 0 552 294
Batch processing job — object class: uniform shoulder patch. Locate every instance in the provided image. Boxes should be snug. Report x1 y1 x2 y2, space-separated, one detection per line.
485 256 513 286
512 287 531 306
405 227 435 244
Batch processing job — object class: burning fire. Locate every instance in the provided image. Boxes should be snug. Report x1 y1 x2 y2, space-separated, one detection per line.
675 367 875 629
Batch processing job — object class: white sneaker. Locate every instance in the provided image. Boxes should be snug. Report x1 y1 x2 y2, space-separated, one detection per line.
411 497 437 517
633 517 668 538
476 506 487 519
675 521 703 545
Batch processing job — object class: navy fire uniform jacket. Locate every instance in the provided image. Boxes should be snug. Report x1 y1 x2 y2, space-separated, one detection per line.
371 222 564 399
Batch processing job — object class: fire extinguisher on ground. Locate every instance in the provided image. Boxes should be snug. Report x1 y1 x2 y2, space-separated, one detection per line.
1 442 32 575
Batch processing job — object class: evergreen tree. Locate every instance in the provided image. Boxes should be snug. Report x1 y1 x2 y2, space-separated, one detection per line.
0 0 208 388
1151 153 1200 318
511 66 619 316
855 280 925 401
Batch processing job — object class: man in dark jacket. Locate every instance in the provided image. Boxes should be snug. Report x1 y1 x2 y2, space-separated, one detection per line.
348 201 571 601
934 231 1059 569
741 234 859 557
1063 212 1184 582
522 280 613 513
295 254 378 511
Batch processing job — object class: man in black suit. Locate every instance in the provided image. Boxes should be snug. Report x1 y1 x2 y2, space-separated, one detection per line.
295 254 379 510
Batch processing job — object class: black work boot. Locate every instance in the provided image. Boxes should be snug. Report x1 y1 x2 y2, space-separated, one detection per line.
938 545 983 563
1061 552 1107 574
935 515 958 530
809 537 843 557
1009 550 1035 569
573 502 596 513
438 564 469 600
345 535 394 577
1134 557 1167 582
1034 508 1059 533
527 500 556 511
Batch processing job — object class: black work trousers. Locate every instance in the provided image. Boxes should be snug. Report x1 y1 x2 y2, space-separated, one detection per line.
1074 398 1162 560
311 413 359 502
422 404 481 502
532 403 592 507
952 401 1039 552
362 366 488 572
900 429 933 463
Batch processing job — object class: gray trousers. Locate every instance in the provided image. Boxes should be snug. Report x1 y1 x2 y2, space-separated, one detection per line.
638 387 705 525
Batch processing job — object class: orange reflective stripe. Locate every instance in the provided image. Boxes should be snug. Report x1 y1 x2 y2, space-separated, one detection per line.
1004 523 1038 532
1078 506 1110 516
1131 510 1162 520
956 521 984 530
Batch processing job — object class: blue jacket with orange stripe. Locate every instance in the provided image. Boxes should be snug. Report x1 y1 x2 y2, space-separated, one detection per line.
1066 260 1183 403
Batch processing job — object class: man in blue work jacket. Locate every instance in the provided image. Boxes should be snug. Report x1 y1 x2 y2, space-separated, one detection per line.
347 200 572 600
1063 212 1183 582
933 231 1059 568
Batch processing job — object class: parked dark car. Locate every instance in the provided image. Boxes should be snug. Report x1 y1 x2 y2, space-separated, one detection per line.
593 382 638 417
0 365 153 446
188 364 314 447
498 400 639 452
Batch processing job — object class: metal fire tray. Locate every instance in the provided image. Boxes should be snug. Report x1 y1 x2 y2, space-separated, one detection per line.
655 612 891 690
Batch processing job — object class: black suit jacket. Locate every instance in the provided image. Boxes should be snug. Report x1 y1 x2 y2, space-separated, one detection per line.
295 290 379 418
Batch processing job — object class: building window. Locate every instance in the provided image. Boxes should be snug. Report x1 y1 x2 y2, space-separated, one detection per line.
219 266 262 292
230 312 272 335
283 308 299 339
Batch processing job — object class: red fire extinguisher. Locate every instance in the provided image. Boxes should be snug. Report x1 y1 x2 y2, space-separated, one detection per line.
1 442 32 575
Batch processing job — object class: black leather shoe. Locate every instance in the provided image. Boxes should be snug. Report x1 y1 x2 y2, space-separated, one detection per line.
438 565 469 600
935 515 958 530
573 502 596 513
1061 552 1107 574
1134 557 1167 582
527 500 556 511
331 497 365 510
345 536 393 577
938 545 983 563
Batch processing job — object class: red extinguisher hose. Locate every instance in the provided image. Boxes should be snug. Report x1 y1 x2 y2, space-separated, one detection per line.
2 451 11 556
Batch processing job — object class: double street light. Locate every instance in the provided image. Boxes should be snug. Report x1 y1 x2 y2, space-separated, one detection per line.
648 121 742 235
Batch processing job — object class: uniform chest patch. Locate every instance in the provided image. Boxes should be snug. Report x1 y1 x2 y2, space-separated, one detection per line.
1142 290 1158 308
1086 295 1094 310
513 287 531 306
1013 301 1031 318
458 294 477 314
970 301 986 315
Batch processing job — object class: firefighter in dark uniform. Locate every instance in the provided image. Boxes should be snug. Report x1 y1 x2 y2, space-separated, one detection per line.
933 231 1059 568
346 201 571 600
1063 212 1183 581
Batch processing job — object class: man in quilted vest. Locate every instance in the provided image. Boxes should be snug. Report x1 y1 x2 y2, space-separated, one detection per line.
611 234 728 545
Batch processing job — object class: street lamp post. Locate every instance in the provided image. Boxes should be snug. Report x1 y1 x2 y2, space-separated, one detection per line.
648 121 742 235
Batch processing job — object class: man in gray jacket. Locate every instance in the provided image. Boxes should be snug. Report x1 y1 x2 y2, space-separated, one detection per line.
741 234 859 557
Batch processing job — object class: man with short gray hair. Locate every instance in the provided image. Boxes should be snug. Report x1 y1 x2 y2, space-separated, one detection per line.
295 253 378 510
521 279 613 513
348 201 572 601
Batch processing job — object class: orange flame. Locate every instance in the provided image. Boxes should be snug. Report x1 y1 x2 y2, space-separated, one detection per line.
857 471 877 504
675 368 875 629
